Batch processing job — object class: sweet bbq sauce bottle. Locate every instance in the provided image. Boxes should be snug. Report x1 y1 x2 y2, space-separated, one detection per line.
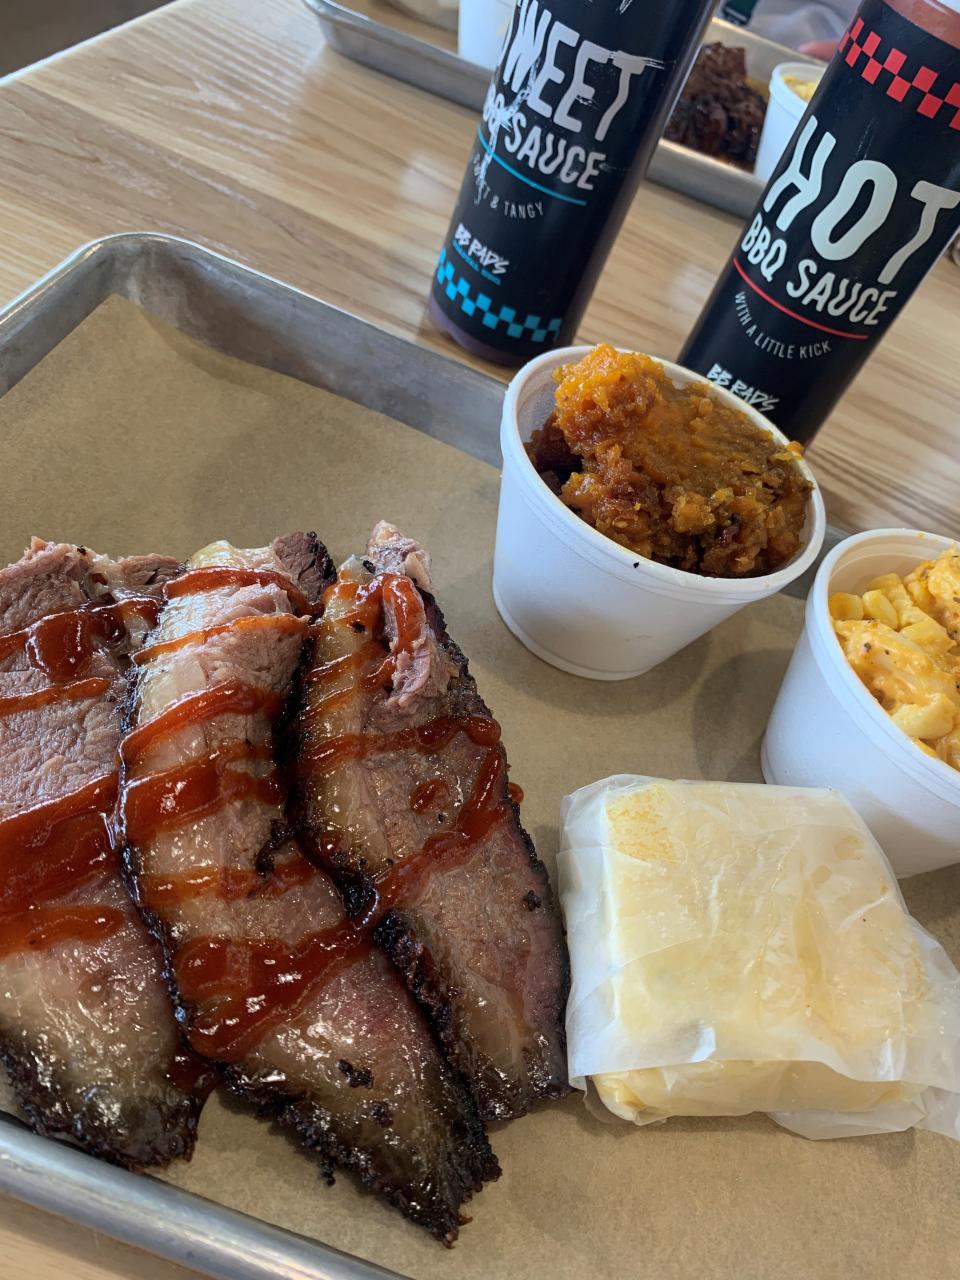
428 0 716 365
679 0 960 444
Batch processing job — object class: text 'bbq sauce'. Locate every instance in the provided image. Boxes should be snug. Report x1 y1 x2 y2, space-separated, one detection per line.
429 0 716 365
679 0 960 443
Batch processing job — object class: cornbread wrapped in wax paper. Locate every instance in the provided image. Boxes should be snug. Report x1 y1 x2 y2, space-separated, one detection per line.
558 776 960 1140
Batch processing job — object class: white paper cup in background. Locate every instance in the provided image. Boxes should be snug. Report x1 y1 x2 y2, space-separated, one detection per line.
492 346 826 681
457 0 514 69
385 0 458 29
762 528 960 876
755 62 825 182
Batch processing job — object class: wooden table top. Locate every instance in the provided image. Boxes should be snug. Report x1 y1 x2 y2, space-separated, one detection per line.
1 0 959 537
0 0 958 1275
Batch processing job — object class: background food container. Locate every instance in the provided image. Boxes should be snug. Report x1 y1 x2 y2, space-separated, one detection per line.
492 346 826 680
457 0 514 68
762 528 960 876
754 61 825 182
386 0 458 31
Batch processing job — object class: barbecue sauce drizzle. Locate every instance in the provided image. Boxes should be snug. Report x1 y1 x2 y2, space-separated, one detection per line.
0 677 112 716
0 774 124 956
0 768 222 1093
0 597 160 682
0 595 163 950
0 565 511 1063
120 661 371 1063
109 567 352 1062
119 566 318 850
139 856 314 908
119 680 282 768
163 566 313 616
175 923 370 1061
410 777 450 814
0 562 516 1064
117 665 333 1063
0 579 299 959
132 612 307 667
165 694 509 1063
307 575 515 915
0 595 162 717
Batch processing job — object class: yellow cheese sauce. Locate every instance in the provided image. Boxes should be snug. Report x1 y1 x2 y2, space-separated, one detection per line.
830 547 960 771
782 73 820 102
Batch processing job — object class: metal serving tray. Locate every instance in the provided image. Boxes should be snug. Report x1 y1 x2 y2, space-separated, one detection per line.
0 230 521 1280
0 232 837 1280
304 1 816 219
0 234 504 464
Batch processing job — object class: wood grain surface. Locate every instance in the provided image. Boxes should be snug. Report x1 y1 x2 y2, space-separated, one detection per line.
0 0 958 1275
0 0 957 537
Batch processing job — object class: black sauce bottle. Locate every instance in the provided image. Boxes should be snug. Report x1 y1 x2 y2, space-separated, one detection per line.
428 0 716 365
679 0 960 444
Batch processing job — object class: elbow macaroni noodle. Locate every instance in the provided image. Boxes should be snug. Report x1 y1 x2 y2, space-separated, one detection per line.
829 547 960 772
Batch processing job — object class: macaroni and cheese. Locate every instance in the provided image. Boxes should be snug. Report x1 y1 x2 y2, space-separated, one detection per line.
782 73 819 104
830 547 960 772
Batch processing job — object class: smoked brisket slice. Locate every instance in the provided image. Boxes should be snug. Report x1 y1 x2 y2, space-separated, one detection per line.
119 534 496 1241
0 540 207 1169
293 523 570 1121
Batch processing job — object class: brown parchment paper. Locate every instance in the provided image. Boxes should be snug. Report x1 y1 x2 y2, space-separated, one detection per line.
0 295 958 1280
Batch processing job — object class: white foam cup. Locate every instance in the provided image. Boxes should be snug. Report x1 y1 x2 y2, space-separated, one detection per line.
755 62 824 181
492 346 826 681
457 0 514 69
762 528 960 876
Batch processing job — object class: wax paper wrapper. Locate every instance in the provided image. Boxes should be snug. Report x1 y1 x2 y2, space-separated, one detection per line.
558 775 960 1140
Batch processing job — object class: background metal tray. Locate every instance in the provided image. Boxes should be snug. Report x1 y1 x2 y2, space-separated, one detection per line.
304 0 817 219
0 232 839 1280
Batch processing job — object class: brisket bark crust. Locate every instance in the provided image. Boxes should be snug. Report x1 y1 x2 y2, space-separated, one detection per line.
119 533 496 1241
0 539 207 1169
293 523 571 1121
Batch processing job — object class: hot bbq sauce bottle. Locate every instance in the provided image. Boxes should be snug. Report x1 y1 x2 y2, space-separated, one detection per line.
679 0 960 444
428 0 717 365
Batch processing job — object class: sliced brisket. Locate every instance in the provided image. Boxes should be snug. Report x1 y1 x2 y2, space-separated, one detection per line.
293 523 570 1121
119 534 496 1241
0 539 208 1169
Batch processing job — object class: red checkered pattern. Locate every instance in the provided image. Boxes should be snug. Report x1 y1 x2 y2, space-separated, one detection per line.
838 16 960 128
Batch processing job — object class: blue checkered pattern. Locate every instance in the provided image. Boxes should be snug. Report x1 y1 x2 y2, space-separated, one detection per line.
436 250 563 343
